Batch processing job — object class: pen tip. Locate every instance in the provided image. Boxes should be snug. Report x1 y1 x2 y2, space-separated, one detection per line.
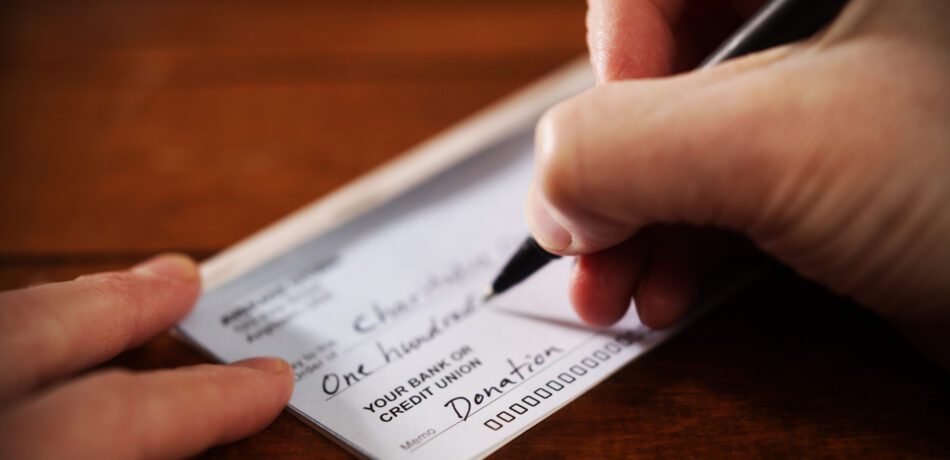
481 287 495 303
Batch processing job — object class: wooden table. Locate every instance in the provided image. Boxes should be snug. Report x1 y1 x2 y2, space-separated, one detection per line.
1 1 947 457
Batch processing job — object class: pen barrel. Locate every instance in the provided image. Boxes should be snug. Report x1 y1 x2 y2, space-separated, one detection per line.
701 0 850 68
491 238 561 295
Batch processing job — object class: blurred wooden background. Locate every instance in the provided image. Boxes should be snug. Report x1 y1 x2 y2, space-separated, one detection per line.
0 1 947 458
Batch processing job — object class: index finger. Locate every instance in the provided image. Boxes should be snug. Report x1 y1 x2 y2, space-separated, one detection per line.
587 0 760 81
587 0 681 80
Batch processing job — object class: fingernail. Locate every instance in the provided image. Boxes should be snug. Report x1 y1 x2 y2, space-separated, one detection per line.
132 253 199 281
232 357 290 374
526 189 572 251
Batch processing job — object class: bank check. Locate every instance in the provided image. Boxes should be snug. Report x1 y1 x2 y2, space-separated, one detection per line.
178 59 691 459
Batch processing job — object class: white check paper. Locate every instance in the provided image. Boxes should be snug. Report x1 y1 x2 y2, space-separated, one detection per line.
178 63 680 459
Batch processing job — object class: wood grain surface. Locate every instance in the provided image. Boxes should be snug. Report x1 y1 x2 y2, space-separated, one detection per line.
1 1 947 458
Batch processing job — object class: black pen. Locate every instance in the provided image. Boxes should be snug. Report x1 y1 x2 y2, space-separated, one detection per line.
484 0 850 301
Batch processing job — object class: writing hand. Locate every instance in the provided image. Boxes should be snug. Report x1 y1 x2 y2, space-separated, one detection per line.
527 0 950 364
0 254 294 458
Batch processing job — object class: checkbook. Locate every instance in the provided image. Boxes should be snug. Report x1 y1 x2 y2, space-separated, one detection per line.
178 58 691 459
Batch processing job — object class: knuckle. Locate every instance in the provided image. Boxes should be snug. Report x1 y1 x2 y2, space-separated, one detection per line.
75 272 149 346
534 94 589 212
87 369 145 453
536 85 629 218
78 272 144 304
84 369 140 420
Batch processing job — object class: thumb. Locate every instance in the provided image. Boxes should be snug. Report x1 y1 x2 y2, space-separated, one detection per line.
528 1 950 367
527 37 950 315
527 48 810 255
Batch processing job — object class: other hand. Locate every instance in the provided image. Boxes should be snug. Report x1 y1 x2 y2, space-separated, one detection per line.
0 254 294 458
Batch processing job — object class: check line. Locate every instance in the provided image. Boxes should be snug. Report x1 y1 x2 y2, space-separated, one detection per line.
410 331 605 453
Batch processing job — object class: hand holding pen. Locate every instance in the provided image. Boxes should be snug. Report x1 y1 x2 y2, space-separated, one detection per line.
488 0 950 367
